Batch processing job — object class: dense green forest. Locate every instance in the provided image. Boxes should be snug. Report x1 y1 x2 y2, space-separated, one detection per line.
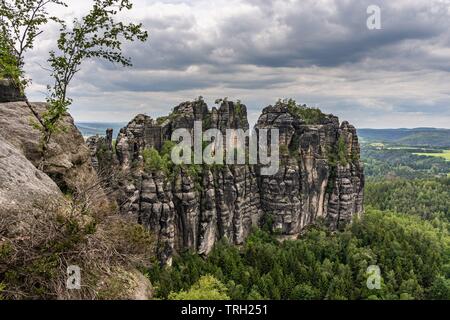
362 145 450 179
365 178 450 224
147 136 450 300
149 209 449 300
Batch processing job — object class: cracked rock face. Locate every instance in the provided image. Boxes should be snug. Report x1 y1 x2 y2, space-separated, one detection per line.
89 99 364 265
0 139 62 212
255 103 364 234
0 101 101 195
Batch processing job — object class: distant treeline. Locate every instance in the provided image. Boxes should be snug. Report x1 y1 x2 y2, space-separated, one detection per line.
358 128 450 147
362 145 450 179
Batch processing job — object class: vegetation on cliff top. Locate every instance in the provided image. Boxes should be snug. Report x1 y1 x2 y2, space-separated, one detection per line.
142 141 203 189
281 98 327 125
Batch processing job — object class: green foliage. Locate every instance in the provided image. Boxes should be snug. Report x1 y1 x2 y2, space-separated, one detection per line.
290 283 321 300
168 275 230 300
143 148 170 174
234 99 245 119
0 34 21 85
156 116 169 125
429 276 450 300
149 209 449 300
51 213 95 251
325 135 352 188
0 0 66 92
288 134 301 158
338 136 348 165
0 282 4 300
0 0 66 63
365 177 450 224
142 141 204 190
326 135 353 168
326 165 337 193
43 0 148 155
362 144 450 179
202 113 212 129
259 213 277 234
279 144 289 156
281 98 326 125
235 99 242 111
0 242 12 260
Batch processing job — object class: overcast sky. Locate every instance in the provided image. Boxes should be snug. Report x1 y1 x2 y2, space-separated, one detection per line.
24 0 450 128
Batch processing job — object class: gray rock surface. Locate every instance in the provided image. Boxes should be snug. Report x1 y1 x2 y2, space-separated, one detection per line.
255 102 364 233
0 139 62 212
89 99 364 265
0 101 99 194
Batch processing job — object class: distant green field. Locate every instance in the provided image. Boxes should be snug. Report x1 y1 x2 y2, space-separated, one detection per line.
413 150 450 161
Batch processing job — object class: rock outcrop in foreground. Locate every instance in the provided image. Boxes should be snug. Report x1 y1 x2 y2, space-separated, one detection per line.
89 99 364 265
0 95 153 300
0 101 98 194
0 139 62 212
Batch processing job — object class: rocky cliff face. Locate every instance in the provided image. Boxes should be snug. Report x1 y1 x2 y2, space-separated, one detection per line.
0 101 100 195
0 80 24 103
0 139 63 212
0 87 153 300
88 99 364 264
255 104 364 235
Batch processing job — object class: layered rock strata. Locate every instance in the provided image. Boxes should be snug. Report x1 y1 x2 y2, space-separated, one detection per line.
88 99 364 264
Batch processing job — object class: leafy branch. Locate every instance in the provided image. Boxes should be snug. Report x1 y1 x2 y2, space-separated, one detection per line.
0 0 67 126
38 0 148 166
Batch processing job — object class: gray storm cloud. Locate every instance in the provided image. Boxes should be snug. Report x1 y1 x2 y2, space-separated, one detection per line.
23 0 450 128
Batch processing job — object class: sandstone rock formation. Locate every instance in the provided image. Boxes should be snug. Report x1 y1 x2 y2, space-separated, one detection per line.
0 101 99 194
0 86 154 300
0 139 63 212
255 103 364 234
88 99 365 265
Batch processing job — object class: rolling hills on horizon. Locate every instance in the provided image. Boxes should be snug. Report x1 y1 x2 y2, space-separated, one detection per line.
76 122 127 138
358 128 450 147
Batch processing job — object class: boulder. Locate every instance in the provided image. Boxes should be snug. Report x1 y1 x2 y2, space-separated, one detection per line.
0 101 99 194
0 138 62 212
